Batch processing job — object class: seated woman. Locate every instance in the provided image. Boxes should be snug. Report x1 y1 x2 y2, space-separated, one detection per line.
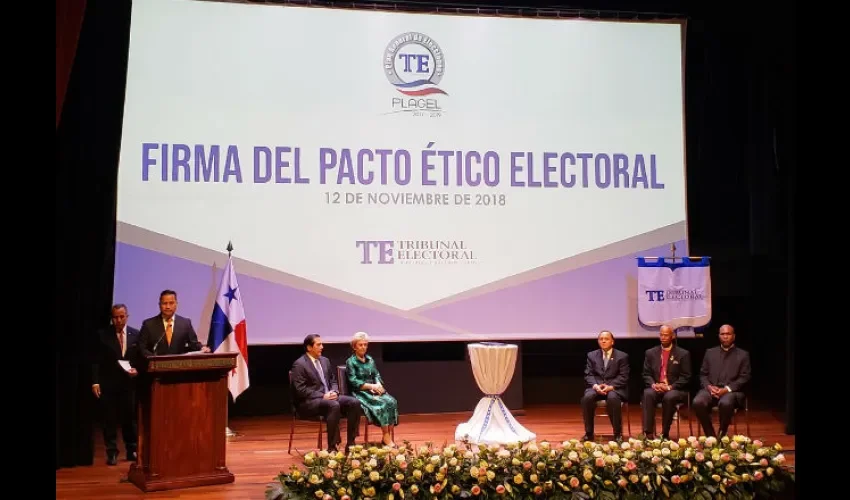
345 331 399 447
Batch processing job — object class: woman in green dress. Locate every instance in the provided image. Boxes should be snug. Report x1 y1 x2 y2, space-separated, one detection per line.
345 331 399 447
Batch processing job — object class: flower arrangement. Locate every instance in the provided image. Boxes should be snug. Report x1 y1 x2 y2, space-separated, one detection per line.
266 435 794 500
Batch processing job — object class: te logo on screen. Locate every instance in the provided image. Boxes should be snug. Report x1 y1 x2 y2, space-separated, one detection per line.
383 32 447 117
356 240 477 265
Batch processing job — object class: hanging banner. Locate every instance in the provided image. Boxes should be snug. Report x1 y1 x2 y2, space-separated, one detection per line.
637 257 711 329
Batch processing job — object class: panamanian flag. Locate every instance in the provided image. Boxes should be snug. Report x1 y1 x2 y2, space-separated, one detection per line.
208 255 250 399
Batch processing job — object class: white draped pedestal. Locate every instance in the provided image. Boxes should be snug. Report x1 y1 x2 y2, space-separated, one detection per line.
454 343 536 445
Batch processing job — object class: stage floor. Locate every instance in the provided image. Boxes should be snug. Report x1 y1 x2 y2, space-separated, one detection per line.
56 404 795 500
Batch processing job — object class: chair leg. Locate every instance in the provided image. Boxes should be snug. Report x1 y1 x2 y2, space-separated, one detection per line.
317 420 323 450
288 416 296 454
687 399 693 437
675 406 681 439
364 421 369 443
626 403 631 437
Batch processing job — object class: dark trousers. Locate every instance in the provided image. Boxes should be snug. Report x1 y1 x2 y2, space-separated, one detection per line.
581 389 623 436
693 390 745 437
99 386 137 457
641 388 687 437
299 395 362 450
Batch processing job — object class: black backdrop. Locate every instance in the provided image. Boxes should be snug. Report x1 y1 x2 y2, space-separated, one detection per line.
56 0 795 469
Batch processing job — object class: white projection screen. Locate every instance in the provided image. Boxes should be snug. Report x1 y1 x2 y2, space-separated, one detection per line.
114 0 689 344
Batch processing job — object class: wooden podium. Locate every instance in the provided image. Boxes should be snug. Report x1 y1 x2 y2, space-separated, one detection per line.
128 352 237 492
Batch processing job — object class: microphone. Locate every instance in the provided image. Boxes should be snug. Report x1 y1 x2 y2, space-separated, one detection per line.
151 332 167 355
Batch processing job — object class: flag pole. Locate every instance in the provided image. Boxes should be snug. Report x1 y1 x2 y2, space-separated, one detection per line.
225 241 238 438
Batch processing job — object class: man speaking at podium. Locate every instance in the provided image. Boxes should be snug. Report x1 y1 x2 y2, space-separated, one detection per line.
138 290 211 357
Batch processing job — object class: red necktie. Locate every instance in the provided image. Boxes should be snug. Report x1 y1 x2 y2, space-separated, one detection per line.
118 332 125 357
660 350 669 384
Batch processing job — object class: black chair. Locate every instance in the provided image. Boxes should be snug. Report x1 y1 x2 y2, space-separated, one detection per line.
711 394 750 436
337 365 394 444
287 370 324 454
594 400 631 438
640 393 694 438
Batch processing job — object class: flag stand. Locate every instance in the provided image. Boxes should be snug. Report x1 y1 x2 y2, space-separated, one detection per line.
220 240 245 439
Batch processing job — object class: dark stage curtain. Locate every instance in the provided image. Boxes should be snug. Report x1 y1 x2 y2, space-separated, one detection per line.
56 0 131 469
56 0 87 128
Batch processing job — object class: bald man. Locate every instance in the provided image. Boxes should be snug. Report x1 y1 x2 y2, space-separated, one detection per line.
692 324 751 437
641 325 692 439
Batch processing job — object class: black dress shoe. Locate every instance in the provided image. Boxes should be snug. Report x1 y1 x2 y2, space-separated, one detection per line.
613 434 623 442
580 434 594 441
106 454 118 466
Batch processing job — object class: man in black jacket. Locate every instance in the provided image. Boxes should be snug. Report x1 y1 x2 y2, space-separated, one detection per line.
692 324 751 437
91 304 139 465
581 330 629 441
641 325 692 439
290 334 361 451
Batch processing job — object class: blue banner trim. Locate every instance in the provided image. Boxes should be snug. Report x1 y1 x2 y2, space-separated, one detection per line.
637 256 710 270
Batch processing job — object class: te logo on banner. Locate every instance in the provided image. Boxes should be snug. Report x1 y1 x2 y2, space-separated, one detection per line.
383 32 447 117
645 290 706 301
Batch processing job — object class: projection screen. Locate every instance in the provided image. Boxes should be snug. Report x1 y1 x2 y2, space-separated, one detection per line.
113 0 689 344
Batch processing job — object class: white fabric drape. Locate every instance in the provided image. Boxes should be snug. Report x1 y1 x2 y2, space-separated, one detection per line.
455 343 536 445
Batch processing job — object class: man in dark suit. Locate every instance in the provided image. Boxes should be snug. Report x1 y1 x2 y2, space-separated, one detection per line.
92 304 140 465
581 330 629 441
692 324 751 437
641 324 692 439
137 290 211 357
290 334 361 452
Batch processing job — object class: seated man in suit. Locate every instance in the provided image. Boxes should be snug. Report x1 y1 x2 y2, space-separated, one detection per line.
291 334 362 452
692 324 751 437
91 303 140 465
641 324 691 439
138 289 210 357
581 330 629 441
